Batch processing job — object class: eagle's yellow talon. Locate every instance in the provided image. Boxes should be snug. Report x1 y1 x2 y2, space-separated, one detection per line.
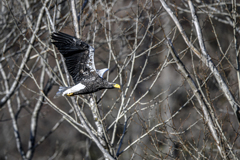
67 93 74 96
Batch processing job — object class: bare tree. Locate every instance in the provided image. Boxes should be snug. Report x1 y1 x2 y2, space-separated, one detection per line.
1 0 240 159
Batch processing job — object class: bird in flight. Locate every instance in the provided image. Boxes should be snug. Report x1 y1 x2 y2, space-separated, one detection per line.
51 32 120 97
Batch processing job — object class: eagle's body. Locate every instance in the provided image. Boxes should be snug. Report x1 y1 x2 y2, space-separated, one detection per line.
51 32 120 97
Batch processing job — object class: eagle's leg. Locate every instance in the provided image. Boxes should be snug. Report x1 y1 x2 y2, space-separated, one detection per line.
67 93 74 96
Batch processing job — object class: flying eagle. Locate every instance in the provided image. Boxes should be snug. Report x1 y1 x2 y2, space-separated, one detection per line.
51 32 120 97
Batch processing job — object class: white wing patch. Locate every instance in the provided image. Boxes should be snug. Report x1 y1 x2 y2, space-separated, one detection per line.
97 68 109 78
62 83 86 96
86 46 96 72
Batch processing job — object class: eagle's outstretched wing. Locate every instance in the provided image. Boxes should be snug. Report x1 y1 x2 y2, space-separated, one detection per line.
51 32 97 83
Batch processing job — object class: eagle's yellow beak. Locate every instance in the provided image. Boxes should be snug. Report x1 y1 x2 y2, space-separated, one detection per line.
114 84 121 89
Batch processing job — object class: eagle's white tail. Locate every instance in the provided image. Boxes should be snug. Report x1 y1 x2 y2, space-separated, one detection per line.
54 86 70 98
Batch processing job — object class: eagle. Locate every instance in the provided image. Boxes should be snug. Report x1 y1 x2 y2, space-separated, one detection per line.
51 32 120 97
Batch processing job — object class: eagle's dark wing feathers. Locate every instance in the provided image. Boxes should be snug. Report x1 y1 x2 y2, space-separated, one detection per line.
51 32 88 54
51 32 95 83
64 53 85 83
